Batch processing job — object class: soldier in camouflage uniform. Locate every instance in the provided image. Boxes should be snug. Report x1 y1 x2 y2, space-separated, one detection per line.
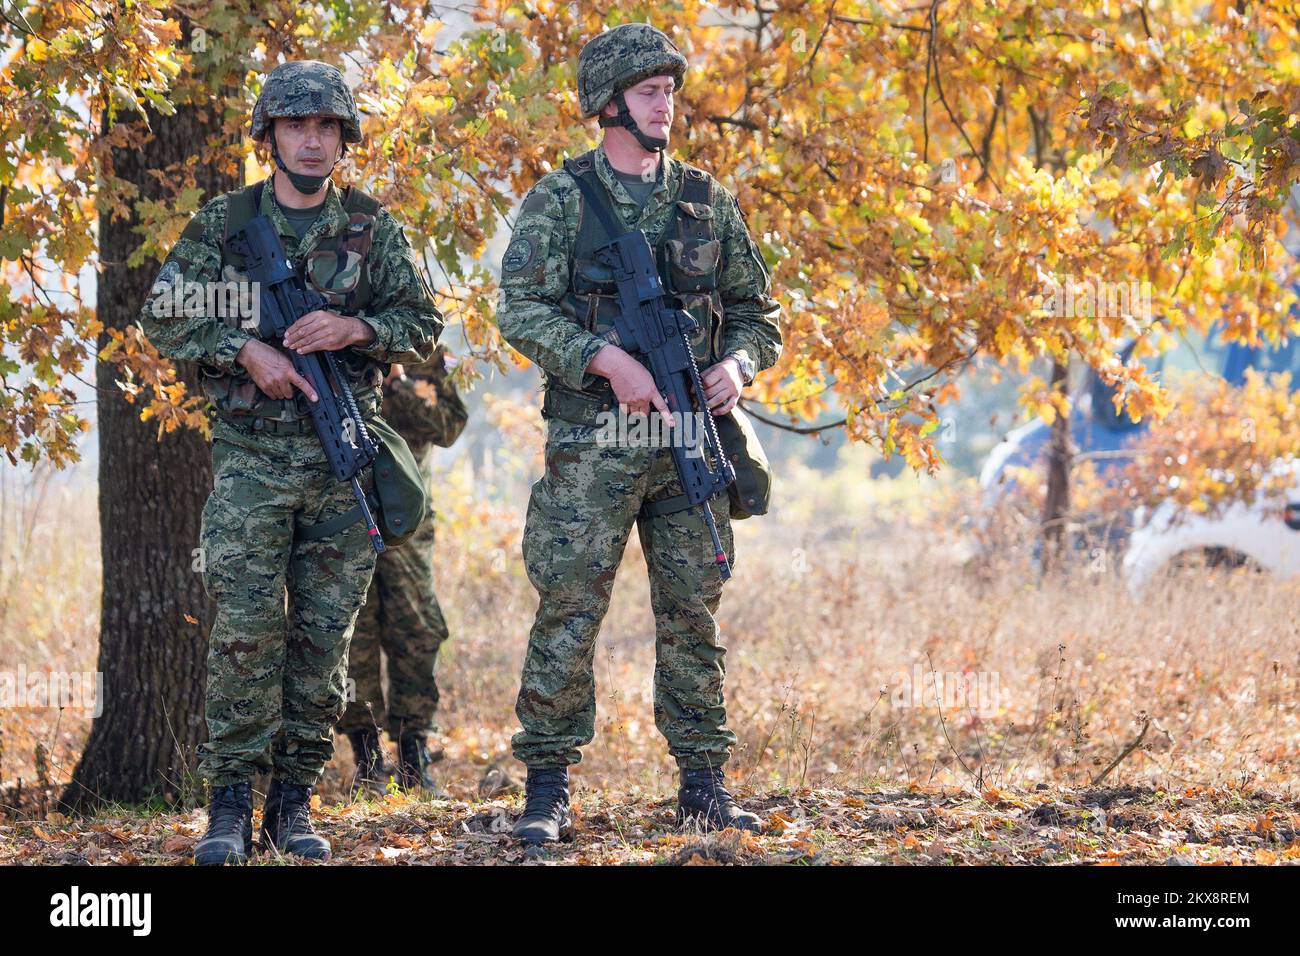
496 24 782 844
338 346 467 794
139 60 441 864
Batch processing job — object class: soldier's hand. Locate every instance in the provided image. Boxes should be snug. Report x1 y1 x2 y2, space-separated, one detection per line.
283 310 376 354
589 345 671 418
235 339 319 403
701 357 744 415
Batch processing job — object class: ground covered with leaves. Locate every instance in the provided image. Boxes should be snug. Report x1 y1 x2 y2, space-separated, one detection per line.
2 782 1297 866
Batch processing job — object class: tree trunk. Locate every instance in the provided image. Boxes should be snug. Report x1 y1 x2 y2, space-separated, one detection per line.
62 100 237 812
1040 357 1072 575
1027 111 1073 576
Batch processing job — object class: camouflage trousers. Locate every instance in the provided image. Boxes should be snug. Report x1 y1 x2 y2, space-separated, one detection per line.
337 514 450 738
512 423 737 770
196 418 379 788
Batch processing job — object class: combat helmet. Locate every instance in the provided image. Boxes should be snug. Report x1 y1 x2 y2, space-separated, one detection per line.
252 60 361 193
577 24 686 151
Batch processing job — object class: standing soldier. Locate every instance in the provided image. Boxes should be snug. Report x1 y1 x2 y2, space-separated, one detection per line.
140 60 441 864
496 23 782 844
339 346 468 794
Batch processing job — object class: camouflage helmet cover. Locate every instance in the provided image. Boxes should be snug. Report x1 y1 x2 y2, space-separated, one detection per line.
577 23 688 118
251 60 363 143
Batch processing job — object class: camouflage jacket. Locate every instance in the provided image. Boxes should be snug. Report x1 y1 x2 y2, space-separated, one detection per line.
382 345 468 461
495 142 782 395
140 178 443 389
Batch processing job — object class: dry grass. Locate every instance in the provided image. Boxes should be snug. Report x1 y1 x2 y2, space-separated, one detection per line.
0 455 1296 863
411 494 1299 802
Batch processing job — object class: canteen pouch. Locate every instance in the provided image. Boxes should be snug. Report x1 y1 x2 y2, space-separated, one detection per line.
716 406 770 520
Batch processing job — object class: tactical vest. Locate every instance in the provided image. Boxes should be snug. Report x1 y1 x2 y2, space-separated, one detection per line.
550 150 724 411
194 178 385 426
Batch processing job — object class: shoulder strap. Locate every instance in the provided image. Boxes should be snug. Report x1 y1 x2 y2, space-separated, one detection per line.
564 152 712 246
220 180 267 272
653 161 708 250
678 163 712 206
337 185 381 313
342 185 381 218
563 150 624 242
647 161 712 252
223 180 266 247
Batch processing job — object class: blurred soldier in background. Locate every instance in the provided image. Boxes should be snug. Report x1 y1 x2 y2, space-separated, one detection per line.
338 346 467 795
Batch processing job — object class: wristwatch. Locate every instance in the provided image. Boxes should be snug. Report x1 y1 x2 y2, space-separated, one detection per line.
724 350 757 386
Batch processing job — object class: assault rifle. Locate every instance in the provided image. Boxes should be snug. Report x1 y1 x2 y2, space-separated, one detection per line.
226 215 386 554
596 229 735 581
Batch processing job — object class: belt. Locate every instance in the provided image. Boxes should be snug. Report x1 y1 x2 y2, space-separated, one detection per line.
541 385 616 425
217 387 380 436
218 413 314 436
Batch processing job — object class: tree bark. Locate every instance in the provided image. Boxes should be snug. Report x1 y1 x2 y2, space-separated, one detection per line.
62 100 237 812
1040 357 1072 575
1027 112 1073 577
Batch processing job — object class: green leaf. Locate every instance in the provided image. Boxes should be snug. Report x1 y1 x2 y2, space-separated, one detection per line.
0 228 33 260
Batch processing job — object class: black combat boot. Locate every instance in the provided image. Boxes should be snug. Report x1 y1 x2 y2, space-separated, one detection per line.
194 782 253 866
676 767 762 832
347 728 386 792
261 779 331 861
397 732 444 795
511 767 573 845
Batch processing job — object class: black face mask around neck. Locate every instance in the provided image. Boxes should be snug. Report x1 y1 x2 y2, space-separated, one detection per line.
270 135 337 195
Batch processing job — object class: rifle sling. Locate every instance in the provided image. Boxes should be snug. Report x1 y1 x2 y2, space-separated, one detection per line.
639 487 727 519
295 490 381 542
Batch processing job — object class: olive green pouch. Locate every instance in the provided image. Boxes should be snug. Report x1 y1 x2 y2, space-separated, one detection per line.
716 406 771 519
363 415 428 548
295 414 428 550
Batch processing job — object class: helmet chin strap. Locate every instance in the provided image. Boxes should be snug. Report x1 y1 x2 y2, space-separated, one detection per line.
599 90 668 152
270 135 336 195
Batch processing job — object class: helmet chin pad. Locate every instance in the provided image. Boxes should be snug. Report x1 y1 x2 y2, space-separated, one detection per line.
599 91 668 152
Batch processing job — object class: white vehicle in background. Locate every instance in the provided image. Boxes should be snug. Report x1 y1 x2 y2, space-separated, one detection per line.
979 322 1300 589
1122 461 1300 591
